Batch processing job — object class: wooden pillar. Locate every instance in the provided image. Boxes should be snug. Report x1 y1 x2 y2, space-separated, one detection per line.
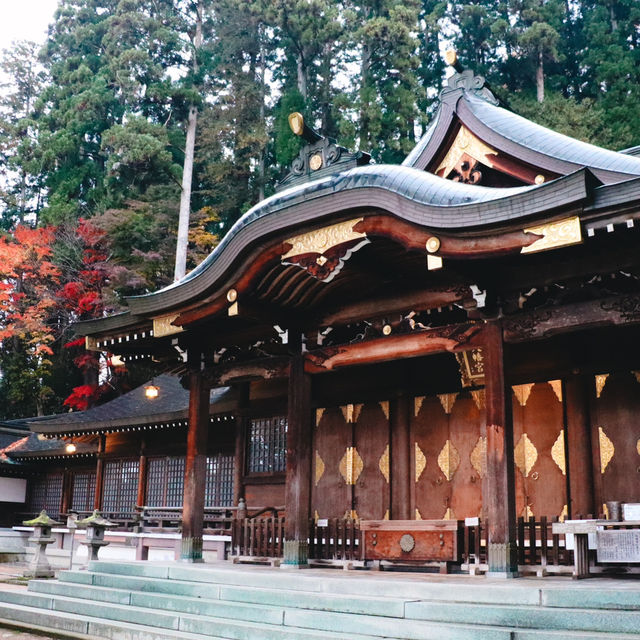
283 331 313 566
93 434 105 511
136 451 148 509
61 469 72 516
233 383 250 507
390 394 411 520
565 375 595 518
181 354 210 562
483 320 518 577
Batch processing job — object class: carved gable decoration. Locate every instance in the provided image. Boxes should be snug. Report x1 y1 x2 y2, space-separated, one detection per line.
281 218 370 282
436 126 497 183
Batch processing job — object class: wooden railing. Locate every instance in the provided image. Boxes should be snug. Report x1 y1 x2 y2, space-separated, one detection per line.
308 517 361 562
231 516 285 558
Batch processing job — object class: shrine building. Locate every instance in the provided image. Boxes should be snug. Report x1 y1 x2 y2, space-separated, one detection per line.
5 58 640 578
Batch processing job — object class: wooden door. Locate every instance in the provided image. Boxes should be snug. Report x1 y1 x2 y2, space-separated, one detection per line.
512 381 566 520
592 372 640 509
412 392 484 521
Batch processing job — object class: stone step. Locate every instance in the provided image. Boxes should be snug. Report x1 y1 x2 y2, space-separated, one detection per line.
0 589 384 640
405 600 640 636
58 569 413 617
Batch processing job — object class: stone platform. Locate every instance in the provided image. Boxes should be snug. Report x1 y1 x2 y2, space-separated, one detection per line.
0 561 640 639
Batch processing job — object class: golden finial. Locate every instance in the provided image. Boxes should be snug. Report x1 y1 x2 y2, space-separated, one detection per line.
288 112 304 136
444 50 458 67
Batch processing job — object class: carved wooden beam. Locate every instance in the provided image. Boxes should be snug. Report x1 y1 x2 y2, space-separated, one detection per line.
202 356 290 387
305 323 482 372
503 294 640 343
353 216 540 258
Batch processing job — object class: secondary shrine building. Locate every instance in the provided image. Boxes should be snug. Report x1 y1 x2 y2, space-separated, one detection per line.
19 62 640 576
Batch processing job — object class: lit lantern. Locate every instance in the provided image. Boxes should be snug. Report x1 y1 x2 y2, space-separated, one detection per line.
65 442 77 454
145 384 159 399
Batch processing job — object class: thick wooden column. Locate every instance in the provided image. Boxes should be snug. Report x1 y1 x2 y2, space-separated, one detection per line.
483 320 518 577
565 375 595 517
233 383 250 507
181 356 210 562
136 450 148 509
93 434 105 510
61 469 72 516
283 331 313 567
390 394 411 520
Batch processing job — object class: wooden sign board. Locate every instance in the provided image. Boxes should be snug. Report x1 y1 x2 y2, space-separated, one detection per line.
596 530 640 563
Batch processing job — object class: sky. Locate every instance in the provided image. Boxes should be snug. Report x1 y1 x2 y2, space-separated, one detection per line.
0 0 59 52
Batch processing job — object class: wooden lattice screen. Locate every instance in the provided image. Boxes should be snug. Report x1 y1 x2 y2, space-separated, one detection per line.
71 471 96 512
205 454 235 507
246 416 287 473
102 459 140 513
27 472 64 516
146 456 185 507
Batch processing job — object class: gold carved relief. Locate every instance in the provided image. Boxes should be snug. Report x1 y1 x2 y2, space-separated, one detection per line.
521 216 582 254
514 433 538 477
551 431 566 475
281 218 367 261
438 440 461 481
315 408 325 427
470 436 487 479
456 349 485 387
595 374 609 399
415 443 426 482
415 508 422 520
436 126 497 178
315 451 325 486
152 313 184 338
522 504 534 519
339 447 363 485
414 396 425 417
379 400 390 421
598 427 614 474
548 380 563 403
340 403 363 424
379 445 390 483
438 393 458 415
471 389 485 411
513 383 535 407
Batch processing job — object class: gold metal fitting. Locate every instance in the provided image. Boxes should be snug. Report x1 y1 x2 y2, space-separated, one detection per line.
426 236 441 253
226 288 238 303
288 112 304 136
534 174 545 185
444 50 458 67
382 324 392 336
309 153 323 170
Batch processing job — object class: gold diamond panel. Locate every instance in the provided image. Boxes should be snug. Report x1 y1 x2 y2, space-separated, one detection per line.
339 447 363 485
443 507 454 520
379 400 389 420
379 444 390 483
438 393 458 415
551 430 566 475
598 427 614 474
595 374 609 399
471 389 485 411
414 396 425 417
470 436 487 479
513 383 534 407
315 408 325 427
415 442 426 482
514 433 538 477
315 451 325 486
559 504 568 522
415 508 422 520
437 439 460 481
340 403 363 424
548 380 562 403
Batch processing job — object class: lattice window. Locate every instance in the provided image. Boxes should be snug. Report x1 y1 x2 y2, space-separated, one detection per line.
27 473 63 516
146 456 185 508
71 471 96 512
102 459 140 513
246 416 287 474
205 454 235 507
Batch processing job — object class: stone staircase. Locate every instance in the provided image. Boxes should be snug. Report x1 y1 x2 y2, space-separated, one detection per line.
0 561 639 639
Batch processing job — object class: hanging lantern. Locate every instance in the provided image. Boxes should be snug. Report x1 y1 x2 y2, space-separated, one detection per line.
145 384 159 399
65 442 77 454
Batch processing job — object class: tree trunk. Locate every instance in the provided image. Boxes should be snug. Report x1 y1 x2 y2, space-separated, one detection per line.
296 54 307 100
174 1 203 282
359 43 371 149
536 50 544 103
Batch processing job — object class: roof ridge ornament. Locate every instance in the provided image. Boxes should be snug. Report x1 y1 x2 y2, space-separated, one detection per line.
277 113 371 192
440 50 499 106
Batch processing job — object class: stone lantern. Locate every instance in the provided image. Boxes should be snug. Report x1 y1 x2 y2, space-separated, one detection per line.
77 510 116 561
23 510 62 578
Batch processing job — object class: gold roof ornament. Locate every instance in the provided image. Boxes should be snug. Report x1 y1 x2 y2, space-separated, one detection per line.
436 126 497 178
288 112 305 136
444 49 458 67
